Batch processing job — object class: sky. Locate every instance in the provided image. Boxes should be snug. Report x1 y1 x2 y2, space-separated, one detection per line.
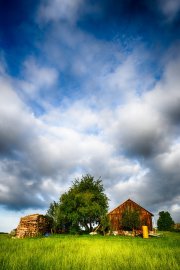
0 0 180 232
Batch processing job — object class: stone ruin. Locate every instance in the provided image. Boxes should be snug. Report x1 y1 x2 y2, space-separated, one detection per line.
16 214 48 238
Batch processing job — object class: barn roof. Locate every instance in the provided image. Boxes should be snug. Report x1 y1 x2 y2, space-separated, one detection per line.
108 198 154 216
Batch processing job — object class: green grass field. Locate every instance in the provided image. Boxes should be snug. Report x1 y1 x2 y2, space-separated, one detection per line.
0 232 179 270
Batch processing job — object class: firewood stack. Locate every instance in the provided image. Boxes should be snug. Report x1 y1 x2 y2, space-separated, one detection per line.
16 214 48 238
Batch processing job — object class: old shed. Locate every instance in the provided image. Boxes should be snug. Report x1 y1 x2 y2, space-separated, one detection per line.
108 199 153 232
16 214 48 238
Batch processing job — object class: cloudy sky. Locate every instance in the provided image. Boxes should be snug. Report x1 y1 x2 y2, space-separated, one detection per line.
0 0 180 232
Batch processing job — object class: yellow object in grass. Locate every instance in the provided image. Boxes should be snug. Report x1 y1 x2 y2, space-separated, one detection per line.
142 225 149 238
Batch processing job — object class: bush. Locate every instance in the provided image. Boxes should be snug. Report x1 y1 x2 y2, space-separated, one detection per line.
10 229 16 237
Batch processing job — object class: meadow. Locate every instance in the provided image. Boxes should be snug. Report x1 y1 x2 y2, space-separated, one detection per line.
0 232 179 270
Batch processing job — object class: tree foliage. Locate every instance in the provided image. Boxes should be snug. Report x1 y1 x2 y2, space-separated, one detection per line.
157 211 175 231
46 201 67 233
46 174 109 233
100 214 110 235
121 208 140 231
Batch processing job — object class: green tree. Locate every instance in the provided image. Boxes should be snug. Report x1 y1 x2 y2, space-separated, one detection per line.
46 201 70 233
121 208 140 231
46 174 109 233
100 214 110 235
46 201 61 233
157 211 175 231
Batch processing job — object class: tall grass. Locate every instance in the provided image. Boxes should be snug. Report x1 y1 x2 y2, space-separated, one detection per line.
0 232 179 270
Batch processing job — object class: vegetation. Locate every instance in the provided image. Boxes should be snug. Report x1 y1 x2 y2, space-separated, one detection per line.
121 209 140 231
100 214 110 235
157 211 175 231
0 233 179 270
173 223 180 232
46 174 109 233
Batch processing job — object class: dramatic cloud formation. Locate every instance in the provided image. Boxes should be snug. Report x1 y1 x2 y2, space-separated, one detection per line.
0 0 179 231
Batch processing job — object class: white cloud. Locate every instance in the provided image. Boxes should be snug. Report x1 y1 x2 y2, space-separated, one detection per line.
111 101 168 157
101 52 154 101
0 75 37 155
41 101 99 132
19 58 58 99
38 0 83 23
158 0 180 21
145 55 180 126
155 143 180 173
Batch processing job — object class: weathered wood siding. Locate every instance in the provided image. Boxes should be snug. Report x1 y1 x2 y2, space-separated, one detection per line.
108 199 153 231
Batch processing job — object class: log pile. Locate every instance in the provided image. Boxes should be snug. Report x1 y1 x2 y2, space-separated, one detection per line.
16 214 48 238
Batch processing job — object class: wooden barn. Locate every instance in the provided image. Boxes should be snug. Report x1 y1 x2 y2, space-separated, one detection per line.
108 199 153 232
16 214 48 238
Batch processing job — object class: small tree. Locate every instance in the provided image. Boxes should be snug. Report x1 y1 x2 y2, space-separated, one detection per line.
121 208 140 231
100 214 110 235
46 201 60 233
157 211 175 231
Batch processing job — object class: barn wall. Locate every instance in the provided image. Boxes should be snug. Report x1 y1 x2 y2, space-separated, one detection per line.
108 200 153 231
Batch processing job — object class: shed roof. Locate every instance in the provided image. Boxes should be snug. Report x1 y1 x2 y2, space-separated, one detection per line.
108 198 154 216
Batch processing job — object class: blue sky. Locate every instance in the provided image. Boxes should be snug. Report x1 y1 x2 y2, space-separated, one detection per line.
0 0 180 232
